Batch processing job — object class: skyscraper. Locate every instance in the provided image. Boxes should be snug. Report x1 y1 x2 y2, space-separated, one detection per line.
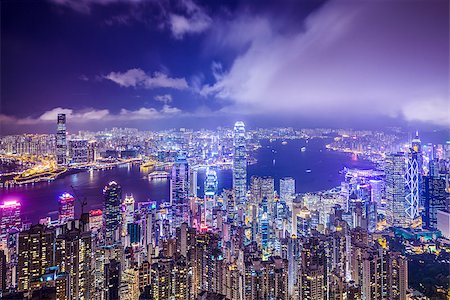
0 200 21 240
122 195 135 237
18 225 55 293
204 168 218 228
68 139 89 164
171 153 190 229
423 175 448 229
385 153 408 228
103 181 122 245
280 177 296 207
56 113 67 166
233 121 247 208
405 149 420 222
58 193 75 225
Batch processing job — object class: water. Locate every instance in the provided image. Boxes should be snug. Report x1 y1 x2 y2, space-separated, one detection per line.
0 138 374 223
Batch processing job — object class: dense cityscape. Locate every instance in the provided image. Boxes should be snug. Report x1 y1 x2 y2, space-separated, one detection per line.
1 0 449 299
0 114 449 299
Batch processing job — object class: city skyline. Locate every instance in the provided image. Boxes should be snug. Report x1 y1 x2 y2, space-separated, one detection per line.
0 1 449 299
1 0 449 134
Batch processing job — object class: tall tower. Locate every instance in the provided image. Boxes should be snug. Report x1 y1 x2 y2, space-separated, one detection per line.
121 195 135 237
204 168 218 228
385 153 408 227
56 113 67 166
233 121 247 208
103 181 122 246
171 153 190 229
405 149 420 222
58 193 75 225
0 200 21 240
280 177 296 207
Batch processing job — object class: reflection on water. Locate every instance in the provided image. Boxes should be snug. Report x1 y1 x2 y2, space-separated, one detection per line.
0 138 374 223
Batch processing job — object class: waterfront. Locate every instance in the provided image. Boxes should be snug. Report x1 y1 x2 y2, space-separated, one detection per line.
0 138 374 223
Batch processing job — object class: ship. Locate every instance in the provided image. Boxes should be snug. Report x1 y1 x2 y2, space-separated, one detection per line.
301 147 306 152
148 171 169 180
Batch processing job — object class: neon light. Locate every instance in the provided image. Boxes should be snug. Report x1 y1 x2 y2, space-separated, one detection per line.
0 200 21 209
89 209 102 217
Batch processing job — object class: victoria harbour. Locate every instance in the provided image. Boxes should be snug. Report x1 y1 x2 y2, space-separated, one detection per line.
1 138 373 223
1 1 449 299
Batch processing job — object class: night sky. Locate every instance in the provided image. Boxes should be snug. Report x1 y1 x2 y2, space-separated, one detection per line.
1 0 448 133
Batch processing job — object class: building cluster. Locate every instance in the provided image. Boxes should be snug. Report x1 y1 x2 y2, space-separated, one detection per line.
0 122 449 299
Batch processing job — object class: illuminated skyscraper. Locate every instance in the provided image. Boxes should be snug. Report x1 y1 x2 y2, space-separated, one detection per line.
56 113 67 166
233 121 247 207
369 179 383 206
204 168 218 227
405 149 420 222
58 193 75 225
171 153 190 229
250 176 275 214
280 177 295 207
122 195 135 237
68 139 89 164
103 181 122 245
385 153 408 227
0 200 21 240
18 225 55 293
423 175 448 229
89 209 103 233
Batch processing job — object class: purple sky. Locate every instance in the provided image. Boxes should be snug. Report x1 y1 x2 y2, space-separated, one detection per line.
1 0 448 133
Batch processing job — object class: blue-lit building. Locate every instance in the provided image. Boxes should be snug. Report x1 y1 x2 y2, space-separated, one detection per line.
233 121 247 209
103 181 122 246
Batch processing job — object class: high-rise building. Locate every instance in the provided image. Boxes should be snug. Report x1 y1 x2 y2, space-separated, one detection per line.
0 250 6 293
233 121 247 207
89 209 103 233
56 114 67 166
87 140 97 163
437 210 450 239
0 200 21 240
280 177 295 207
250 176 275 216
18 225 55 293
122 195 135 237
369 179 383 206
55 227 93 300
423 175 448 229
405 149 420 222
171 153 190 229
69 139 89 164
58 193 75 225
103 181 122 246
385 153 408 227
204 168 218 228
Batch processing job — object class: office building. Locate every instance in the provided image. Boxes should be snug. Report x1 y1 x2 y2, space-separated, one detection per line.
58 193 75 225
56 114 67 166
103 181 122 246
233 121 247 207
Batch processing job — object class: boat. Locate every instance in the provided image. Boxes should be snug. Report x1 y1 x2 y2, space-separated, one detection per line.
148 171 169 180
305 169 312 173
281 141 288 145
301 147 306 152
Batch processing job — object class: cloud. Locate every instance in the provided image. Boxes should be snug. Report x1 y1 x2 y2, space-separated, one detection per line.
49 0 211 39
400 98 450 127
154 94 173 104
104 68 189 90
48 0 144 13
200 0 449 126
0 105 183 125
168 0 211 39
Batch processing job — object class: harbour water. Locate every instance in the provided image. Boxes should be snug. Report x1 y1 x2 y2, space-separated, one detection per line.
0 138 374 223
